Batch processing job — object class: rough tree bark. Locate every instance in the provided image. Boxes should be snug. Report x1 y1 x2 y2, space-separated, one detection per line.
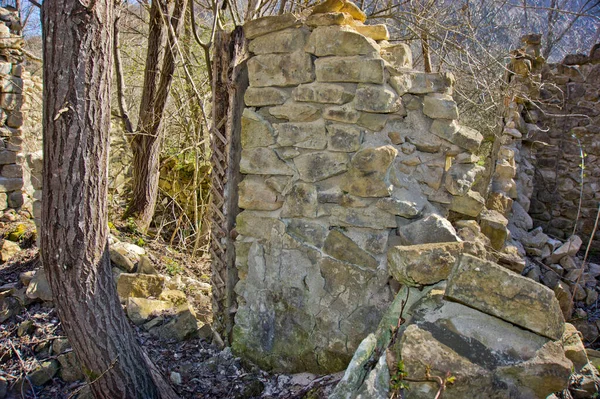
41 1 178 397
125 0 188 232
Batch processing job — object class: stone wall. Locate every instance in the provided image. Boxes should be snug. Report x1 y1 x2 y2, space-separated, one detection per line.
0 6 28 213
524 42 600 251
233 8 486 373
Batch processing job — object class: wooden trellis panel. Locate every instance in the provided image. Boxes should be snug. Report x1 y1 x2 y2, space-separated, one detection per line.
208 26 248 344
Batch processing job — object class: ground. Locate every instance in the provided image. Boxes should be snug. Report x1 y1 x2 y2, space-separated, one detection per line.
0 212 339 399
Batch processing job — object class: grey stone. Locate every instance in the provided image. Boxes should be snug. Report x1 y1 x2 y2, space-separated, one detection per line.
355 84 403 113
26 269 52 302
344 146 397 197
243 14 302 39
305 26 379 57
357 113 388 131
430 119 459 141
329 205 397 229
323 229 378 269
329 334 377 399
444 163 484 196
248 51 314 87
109 246 136 272
274 120 327 149
449 190 485 217
446 254 565 340
326 123 362 152
315 56 385 84
286 219 328 248
398 214 460 245
249 28 307 54
294 82 355 104
454 125 484 153
380 42 412 68
294 151 349 182
422 94 459 120
149 305 201 341
375 197 420 217
244 87 289 107
281 182 318 218
240 148 294 175
57 352 84 382
126 297 173 325
28 360 59 386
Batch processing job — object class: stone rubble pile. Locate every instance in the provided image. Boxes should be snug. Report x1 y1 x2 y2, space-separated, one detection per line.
0 235 213 396
234 1 493 374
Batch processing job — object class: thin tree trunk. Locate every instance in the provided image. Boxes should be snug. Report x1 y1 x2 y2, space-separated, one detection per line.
421 30 432 73
126 0 189 232
41 1 177 397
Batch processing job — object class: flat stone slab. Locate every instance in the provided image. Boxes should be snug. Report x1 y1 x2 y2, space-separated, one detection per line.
248 51 314 87
243 14 302 39
445 254 565 340
315 56 385 84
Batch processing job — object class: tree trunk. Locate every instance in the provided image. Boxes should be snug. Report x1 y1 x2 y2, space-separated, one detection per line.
41 1 178 398
126 0 188 232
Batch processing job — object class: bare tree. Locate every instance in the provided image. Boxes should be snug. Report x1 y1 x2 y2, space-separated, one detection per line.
41 0 178 397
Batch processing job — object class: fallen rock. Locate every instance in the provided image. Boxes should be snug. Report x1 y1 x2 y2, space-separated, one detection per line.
563 323 590 371
446 254 565 340
546 235 583 264
28 360 59 386
126 297 173 325
149 305 202 342
479 209 508 250
116 273 165 301
1 239 20 261
397 214 460 245
57 352 84 382
26 269 52 302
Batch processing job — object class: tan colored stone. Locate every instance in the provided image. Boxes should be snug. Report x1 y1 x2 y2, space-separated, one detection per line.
323 229 378 269
355 84 402 113
294 151 349 182
243 14 302 39
449 190 486 217
423 93 459 119
305 26 379 57
353 24 389 41
315 56 385 84
398 214 460 245
446 254 565 340
244 87 289 107
454 125 484 152
327 123 362 152
479 209 508 250
339 1 366 22
269 101 320 122
323 103 360 123
249 28 307 54
240 148 294 175
329 205 397 229
430 119 459 141
117 274 165 300
241 109 275 149
357 113 388 131
281 182 318 218
127 297 173 325
248 51 314 87
311 0 345 14
275 120 327 149
351 145 397 173
563 323 590 371
380 42 412 68
306 12 355 27
390 72 454 95
238 177 282 210
236 211 286 240
294 82 355 104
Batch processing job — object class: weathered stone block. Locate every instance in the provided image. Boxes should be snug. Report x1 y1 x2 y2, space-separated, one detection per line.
294 82 355 104
236 211 286 240
294 151 349 182
323 103 360 123
244 87 289 107
380 42 412 69
479 209 508 250
375 197 420 218
355 84 402 113
240 148 294 175
388 241 484 287
243 14 302 39
354 24 389 41
326 123 362 152
311 0 345 14
344 146 397 197
305 26 379 57
449 190 485 217
329 205 397 229
454 125 484 153
0 76 23 93
0 149 16 165
357 112 388 131
446 254 565 340
269 101 320 122
249 28 307 54
239 177 282 210
423 94 459 119
274 120 327 149
315 56 385 84
116 274 165 300
0 176 22 192
281 182 318 217
398 214 460 245
390 72 454 96
127 297 173 325
323 229 378 269
339 1 366 22
306 12 354 27
248 51 314 87
286 219 328 248
241 109 275 149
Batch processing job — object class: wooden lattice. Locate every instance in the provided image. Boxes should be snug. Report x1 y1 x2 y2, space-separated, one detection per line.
208 27 248 343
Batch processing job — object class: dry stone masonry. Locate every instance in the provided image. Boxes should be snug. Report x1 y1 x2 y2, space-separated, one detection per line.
0 7 29 213
234 5 519 374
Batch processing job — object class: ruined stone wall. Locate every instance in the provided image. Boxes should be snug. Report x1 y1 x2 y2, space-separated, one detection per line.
524 43 600 251
0 7 28 212
233 9 486 373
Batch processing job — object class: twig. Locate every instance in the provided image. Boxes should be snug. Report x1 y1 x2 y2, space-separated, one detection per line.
9 341 37 399
67 355 120 399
